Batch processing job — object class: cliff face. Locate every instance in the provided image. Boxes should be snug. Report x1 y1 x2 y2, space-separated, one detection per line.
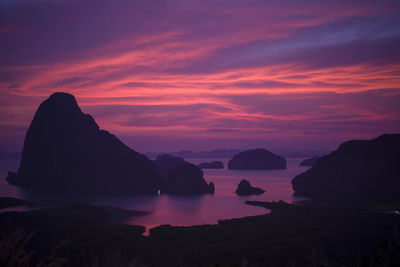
7 92 162 195
292 134 400 202
228 149 286 170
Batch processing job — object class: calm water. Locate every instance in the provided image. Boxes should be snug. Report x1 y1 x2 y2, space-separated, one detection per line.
0 157 309 231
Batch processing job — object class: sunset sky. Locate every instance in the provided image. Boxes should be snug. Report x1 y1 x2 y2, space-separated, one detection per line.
1 0 399 153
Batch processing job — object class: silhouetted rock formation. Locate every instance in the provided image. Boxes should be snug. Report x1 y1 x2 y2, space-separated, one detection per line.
166 163 214 195
299 156 320 166
228 149 286 170
198 161 224 169
292 134 400 202
7 92 162 196
208 182 215 194
235 179 265 196
154 154 186 178
153 154 217 195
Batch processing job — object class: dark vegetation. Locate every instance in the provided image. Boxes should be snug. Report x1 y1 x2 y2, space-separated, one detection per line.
0 197 31 209
1 201 400 266
0 204 146 266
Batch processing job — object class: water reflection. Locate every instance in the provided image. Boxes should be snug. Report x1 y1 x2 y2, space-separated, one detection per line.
0 157 309 230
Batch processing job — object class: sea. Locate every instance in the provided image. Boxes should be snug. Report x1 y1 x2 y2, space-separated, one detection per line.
0 157 309 232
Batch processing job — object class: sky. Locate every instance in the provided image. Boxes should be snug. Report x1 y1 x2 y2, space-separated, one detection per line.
0 0 400 154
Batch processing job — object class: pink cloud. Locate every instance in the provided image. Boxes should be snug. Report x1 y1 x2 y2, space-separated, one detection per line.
0 0 399 152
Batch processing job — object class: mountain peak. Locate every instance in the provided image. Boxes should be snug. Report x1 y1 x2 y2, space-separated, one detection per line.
41 92 80 114
7 92 162 196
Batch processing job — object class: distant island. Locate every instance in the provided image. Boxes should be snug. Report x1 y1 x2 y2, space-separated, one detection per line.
228 149 286 170
198 161 224 169
146 149 243 159
146 149 328 159
292 134 400 202
299 156 320 166
7 92 163 196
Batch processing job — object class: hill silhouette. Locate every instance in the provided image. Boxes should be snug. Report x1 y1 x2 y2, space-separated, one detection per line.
7 92 162 195
228 149 286 170
292 134 400 202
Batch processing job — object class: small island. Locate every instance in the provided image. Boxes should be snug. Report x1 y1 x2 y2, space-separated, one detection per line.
235 179 265 196
198 161 224 169
228 149 286 170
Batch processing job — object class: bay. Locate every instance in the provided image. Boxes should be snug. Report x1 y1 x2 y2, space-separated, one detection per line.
0 157 310 231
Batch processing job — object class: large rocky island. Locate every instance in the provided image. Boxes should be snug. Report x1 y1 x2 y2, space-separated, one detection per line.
154 154 215 195
7 92 162 195
292 134 400 202
228 149 286 170
166 163 214 195
154 154 186 178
